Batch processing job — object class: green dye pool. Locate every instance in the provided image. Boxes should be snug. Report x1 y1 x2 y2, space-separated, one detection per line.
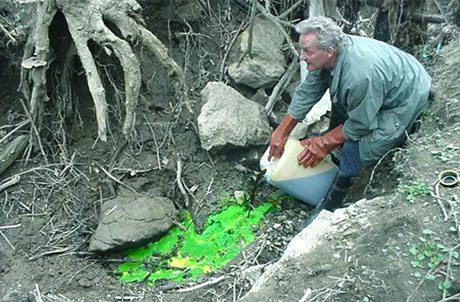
117 202 275 285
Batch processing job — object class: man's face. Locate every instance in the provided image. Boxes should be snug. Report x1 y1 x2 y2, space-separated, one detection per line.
299 32 335 71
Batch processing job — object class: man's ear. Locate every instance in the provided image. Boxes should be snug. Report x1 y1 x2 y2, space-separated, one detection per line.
326 47 336 57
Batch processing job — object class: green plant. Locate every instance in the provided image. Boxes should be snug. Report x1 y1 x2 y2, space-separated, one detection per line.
398 180 430 203
409 230 448 269
413 43 442 66
409 230 459 291
431 144 459 162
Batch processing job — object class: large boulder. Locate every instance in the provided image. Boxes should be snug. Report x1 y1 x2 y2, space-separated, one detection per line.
197 81 272 151
227 16 286 89
89 195 178 253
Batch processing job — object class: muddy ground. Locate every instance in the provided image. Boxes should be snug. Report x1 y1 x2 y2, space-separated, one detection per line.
1 1 460 301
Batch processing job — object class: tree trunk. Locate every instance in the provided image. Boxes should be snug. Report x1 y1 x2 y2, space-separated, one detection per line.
20 0 186 143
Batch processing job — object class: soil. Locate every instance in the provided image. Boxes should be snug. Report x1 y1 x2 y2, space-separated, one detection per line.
1 1 460 302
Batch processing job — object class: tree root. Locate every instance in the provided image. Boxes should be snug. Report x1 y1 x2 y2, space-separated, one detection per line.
20 0 186 143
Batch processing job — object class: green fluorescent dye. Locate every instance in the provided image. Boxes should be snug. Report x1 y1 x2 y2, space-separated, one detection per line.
117 203 274 285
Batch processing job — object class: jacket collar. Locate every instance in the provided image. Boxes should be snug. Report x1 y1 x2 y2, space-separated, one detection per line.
330 36 350 96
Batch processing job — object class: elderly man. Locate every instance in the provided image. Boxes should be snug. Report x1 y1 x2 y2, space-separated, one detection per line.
269 16 431 226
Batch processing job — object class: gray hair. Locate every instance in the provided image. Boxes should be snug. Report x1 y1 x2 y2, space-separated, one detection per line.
295 17 347 54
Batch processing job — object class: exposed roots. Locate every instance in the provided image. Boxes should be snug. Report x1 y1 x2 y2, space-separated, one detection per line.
20 0 186 143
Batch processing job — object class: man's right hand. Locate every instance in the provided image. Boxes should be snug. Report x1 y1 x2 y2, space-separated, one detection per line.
268 128 289 160
268 114 298 160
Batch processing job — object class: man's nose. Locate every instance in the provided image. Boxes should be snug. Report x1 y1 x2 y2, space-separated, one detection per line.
299 51 308 61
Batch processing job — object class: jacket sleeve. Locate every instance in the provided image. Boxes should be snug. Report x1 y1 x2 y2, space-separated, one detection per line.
342 69 385 141
288 70 329 121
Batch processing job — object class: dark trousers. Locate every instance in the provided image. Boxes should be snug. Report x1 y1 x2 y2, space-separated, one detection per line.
338 140 361 177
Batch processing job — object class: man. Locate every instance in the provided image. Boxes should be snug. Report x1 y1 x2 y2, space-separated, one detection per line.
269 16 431 226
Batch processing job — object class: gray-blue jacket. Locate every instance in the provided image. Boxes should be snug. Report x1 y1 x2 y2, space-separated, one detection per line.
288 35 431 165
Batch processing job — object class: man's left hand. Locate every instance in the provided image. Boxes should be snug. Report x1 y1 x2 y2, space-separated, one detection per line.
297 125 346 167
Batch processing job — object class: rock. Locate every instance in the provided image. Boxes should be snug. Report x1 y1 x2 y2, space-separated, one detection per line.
241 210 336 301
197 82 272 151
88 195 178 253
227 16 286 89
234 190 248 203
241 264 265 286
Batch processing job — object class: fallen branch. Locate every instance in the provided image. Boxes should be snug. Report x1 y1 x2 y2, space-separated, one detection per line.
0 135 28 176
265 58 298 115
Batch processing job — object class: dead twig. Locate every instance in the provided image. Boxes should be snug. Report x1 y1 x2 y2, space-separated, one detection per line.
0 230 15 250
176 157 190 207
108 138 128 172
29 246 73 261
0 21 17 45
0 224 21 230
0 175 21 192
442 247 454 300
255 2 298 58
0 120 29 145
18 97 48 164
168 213 187 231
265 58 298 115
435 292 460 302
66 260 97 285
176 275 227 293
364 147 403 196
34 284 44 302
242 0 258 62
432 0 452 25
452 195 460 239
432 180 449 221
143 114 162 170
279 0 306 19
299 288 312 302
115 296 142 301
219 20 247 81
95 163 140 195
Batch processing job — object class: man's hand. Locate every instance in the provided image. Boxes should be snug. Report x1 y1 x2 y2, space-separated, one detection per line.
268 128 289 160
268 114 298 160
297 125 345 167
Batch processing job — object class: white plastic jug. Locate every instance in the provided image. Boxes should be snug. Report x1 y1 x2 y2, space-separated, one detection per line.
260 138 338 206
